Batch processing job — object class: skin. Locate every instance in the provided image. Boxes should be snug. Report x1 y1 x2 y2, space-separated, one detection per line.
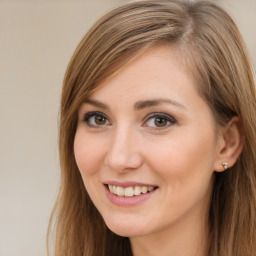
74 46 226 256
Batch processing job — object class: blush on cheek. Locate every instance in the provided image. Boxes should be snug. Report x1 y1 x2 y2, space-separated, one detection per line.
74 139 103 176
75 152 98 175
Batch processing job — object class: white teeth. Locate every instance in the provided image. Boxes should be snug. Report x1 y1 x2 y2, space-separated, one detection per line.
124 187 134 197
141 186 147 194
134 186 141 195
108 184 155 197
116 186 125 196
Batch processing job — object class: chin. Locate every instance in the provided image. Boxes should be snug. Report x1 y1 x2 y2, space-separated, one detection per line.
103 216 149 237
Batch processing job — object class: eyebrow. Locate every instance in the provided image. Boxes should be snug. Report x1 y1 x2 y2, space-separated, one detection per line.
134 98 186 110
84 99 109 109
84 98 186 110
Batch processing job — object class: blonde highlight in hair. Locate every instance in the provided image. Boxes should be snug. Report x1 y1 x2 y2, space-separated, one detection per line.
48 1 256 255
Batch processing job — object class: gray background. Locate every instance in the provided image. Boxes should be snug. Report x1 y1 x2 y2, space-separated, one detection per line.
0 0 255 255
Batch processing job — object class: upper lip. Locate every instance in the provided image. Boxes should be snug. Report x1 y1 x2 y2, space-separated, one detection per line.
103 180 158 188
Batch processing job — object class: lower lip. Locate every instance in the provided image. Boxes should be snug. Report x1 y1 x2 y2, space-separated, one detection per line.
105 186 157 206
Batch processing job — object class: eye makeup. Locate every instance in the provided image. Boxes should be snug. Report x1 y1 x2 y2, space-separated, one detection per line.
82 111 110 128
143 112 177 130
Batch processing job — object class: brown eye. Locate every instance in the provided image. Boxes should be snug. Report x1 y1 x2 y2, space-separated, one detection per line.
143 113 176 129
83 112 110 127
154 117 168 127
95 115 106 125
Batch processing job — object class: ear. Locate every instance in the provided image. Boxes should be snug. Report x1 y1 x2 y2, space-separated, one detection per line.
214 116 244 172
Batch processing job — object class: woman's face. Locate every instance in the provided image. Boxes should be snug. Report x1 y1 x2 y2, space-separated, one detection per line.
74 46 221 239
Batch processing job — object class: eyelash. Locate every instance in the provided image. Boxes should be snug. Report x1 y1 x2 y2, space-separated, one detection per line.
143 112 176 129
82 111 176 129
83 111 110 128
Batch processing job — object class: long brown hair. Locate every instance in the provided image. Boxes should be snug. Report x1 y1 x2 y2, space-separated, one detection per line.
48 1 256 255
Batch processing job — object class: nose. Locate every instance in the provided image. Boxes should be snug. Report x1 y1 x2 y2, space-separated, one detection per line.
104 126 143 172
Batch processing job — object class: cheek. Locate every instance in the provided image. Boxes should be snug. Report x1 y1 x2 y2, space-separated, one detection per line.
73 130 105 176
144 130 216 190
145 135 216 221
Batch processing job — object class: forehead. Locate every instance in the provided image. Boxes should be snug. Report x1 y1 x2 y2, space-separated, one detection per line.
91 46 195 100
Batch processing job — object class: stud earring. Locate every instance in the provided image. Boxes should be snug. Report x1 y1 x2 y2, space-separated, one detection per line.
222 161 228 170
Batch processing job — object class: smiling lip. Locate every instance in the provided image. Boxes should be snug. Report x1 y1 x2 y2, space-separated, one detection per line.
104 181 158 206
104 181 157 188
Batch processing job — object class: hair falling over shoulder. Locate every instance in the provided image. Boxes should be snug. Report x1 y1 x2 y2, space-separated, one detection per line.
47 0 256 255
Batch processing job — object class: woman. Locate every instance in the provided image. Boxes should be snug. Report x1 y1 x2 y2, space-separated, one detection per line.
48 0 256 255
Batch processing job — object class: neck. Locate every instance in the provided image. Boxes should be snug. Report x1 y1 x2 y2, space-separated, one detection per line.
130 206 209 256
